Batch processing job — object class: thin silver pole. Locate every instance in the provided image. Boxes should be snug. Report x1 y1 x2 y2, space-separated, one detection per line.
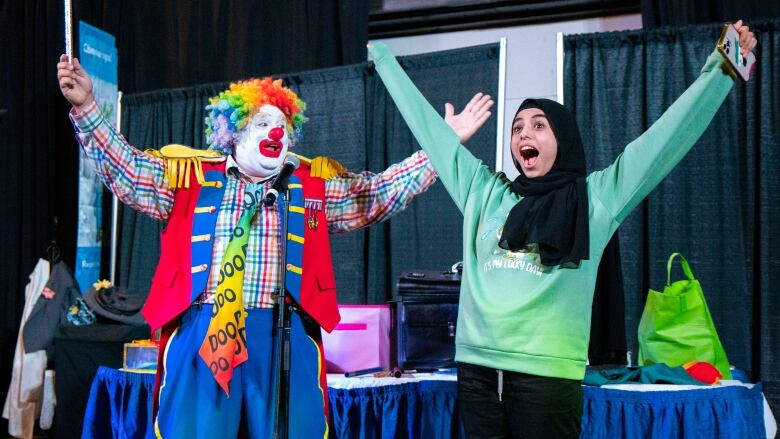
495 37 507 172
64 0 73 59
110 91 122 284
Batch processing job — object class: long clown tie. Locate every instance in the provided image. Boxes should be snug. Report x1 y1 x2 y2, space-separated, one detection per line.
199 203 257 396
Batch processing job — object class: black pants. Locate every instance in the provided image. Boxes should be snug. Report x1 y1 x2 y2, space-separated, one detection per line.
457 362 583 439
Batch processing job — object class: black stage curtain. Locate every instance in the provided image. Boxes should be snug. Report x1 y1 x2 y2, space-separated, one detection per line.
640 0 780 28
70 0 369 95
0 0 366 434
0 6 78 435
564 20 780 410
117 44 500 305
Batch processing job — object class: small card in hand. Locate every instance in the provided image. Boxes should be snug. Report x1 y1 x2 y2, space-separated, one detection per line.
717 23 756 81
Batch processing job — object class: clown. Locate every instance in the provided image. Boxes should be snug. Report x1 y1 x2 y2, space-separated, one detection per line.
57 55 437 438
206 77 308 179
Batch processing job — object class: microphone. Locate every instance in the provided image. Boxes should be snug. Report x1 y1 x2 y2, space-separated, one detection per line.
263 155 300 206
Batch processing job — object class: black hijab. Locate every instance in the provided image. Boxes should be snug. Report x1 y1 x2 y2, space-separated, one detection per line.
498 98 589 267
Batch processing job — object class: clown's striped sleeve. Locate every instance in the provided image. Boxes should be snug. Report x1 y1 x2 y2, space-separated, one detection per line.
69 101 174 220
325 150 437 233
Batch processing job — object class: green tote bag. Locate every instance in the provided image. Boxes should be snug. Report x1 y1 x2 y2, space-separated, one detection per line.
637 253 732 379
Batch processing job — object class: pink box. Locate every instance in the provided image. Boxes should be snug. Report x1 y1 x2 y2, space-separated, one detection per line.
321 305 392 374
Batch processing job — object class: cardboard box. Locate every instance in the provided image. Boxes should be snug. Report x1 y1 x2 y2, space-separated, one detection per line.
321 305 392 374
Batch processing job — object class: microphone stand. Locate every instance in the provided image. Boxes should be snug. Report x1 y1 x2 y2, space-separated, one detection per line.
272 186 292 439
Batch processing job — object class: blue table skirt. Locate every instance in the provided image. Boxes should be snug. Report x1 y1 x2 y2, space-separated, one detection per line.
83 367 156 439
84 367 767 439
581 384 766 438
328 380 462 439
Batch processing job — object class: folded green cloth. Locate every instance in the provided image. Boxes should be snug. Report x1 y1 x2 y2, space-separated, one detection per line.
583 363 705 386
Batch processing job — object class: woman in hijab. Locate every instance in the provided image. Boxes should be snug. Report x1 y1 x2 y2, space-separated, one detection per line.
369 21 756 439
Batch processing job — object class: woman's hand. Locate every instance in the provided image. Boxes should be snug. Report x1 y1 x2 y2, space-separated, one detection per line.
445 92 494 144
733 19 757 56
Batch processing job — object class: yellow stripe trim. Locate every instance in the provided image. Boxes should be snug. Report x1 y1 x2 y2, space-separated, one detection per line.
183 159 191 189
303 332 329 439
288 183 303 189
155 326 180 439
202 180 223 188
191 234 211 243
191 264 208 273
177 159 186 188
286 264 302 275
287 233 304 244
289 206 305 214
193 157 206 186
194 206 215 214
291 153 312 164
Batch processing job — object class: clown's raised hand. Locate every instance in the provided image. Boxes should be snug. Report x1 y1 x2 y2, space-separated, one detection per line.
445 92 494 144
57 54 94 109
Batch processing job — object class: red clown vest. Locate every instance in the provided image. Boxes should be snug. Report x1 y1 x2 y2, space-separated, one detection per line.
141 160 341 332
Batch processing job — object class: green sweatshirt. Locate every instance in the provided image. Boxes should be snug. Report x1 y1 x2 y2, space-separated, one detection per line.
371 43 735 380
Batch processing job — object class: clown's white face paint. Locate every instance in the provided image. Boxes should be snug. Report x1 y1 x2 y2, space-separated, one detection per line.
233 104 290 179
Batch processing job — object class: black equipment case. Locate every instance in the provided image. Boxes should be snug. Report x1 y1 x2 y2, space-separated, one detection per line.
395 268 461 370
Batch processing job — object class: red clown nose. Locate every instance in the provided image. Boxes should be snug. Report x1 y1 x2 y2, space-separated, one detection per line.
269 127 284 141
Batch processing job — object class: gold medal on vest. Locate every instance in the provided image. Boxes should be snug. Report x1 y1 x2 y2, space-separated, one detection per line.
305 198 322 230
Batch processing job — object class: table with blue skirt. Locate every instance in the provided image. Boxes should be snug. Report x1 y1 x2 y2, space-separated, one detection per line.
82 366 775 438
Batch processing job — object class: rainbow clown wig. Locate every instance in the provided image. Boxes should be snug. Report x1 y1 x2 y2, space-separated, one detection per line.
204 77 307 155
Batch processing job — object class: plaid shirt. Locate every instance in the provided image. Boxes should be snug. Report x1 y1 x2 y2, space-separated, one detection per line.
70 101 437 308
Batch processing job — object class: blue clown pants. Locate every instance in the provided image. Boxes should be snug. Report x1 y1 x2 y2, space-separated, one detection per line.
155 307 327 439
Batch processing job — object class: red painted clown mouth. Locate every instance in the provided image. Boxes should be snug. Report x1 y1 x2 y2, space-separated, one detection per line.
258 140 283 158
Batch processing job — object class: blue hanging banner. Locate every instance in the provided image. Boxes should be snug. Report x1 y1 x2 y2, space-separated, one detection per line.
74 22 118 292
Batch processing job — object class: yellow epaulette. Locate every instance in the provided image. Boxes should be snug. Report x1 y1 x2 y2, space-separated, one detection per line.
147 144 226 189
293 153 348 180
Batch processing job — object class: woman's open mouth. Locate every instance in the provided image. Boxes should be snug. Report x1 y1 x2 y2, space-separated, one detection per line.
519 145 539 168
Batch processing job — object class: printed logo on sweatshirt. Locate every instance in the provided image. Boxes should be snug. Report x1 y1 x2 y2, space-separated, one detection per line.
482 249 550 277
480 217 551 277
